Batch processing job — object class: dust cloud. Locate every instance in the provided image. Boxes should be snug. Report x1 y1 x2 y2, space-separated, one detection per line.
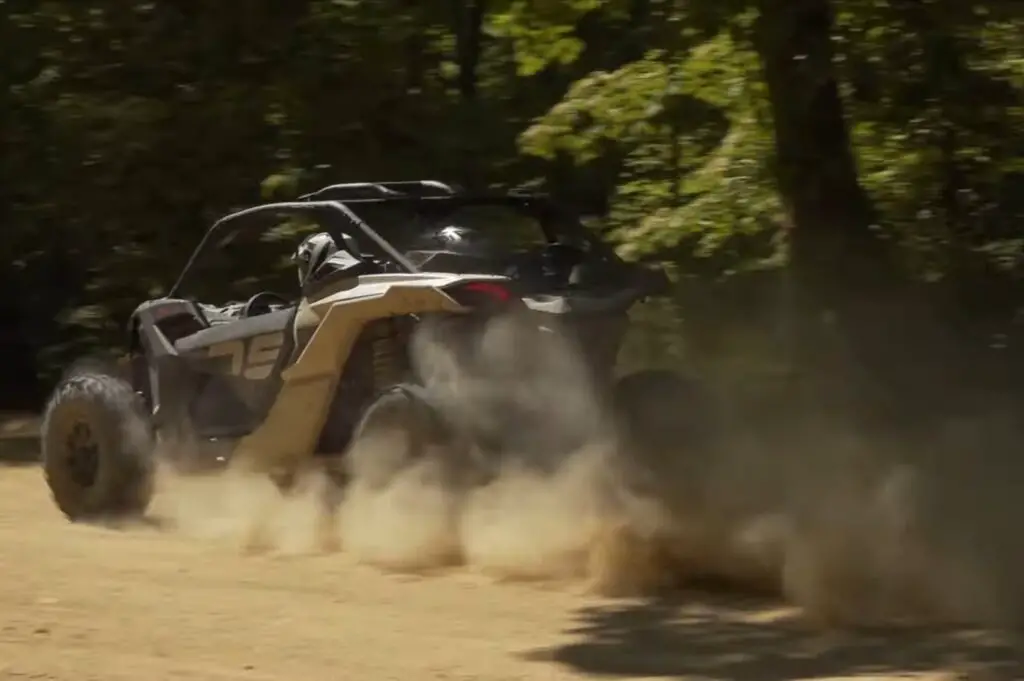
149 461 338 555
147 311 1024 631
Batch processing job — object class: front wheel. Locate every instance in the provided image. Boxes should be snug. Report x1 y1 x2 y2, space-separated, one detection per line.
41 370 155 522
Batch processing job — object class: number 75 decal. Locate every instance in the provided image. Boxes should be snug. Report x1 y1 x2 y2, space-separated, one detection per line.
206 332 284 380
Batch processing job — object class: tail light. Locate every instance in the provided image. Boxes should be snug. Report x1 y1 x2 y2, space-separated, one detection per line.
444 281 516 309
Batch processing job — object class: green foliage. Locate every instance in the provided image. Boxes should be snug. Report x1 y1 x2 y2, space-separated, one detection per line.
4 0 1024 400
518 18 781 267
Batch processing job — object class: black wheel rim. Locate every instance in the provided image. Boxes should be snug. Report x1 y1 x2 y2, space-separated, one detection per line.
65 420 100 488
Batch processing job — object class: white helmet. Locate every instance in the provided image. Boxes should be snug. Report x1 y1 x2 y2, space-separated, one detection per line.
293 232 338 286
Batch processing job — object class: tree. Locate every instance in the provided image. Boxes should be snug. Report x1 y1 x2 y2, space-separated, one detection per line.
6 0 1024 416
752 0 900 411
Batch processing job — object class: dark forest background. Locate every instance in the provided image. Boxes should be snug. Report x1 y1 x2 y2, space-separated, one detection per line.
3 0 1024 430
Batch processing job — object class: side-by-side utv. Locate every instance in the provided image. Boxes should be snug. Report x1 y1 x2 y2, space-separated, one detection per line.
41 181 713 521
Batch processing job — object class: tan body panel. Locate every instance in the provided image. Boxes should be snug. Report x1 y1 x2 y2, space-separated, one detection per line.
233 286 463 472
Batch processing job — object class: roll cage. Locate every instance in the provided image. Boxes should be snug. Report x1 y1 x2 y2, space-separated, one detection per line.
166 200 420 299
166 180 631 300
300 180 622 262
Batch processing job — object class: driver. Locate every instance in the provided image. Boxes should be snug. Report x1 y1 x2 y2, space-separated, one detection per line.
292 232 363 288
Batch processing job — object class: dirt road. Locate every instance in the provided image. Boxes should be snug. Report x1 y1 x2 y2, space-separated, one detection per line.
0 463 1020 681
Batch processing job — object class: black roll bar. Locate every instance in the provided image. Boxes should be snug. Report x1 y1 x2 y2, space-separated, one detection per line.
299 180 457 201
166 200 419 298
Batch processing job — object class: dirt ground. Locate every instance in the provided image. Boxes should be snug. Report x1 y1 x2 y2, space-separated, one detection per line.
2 462 1023 681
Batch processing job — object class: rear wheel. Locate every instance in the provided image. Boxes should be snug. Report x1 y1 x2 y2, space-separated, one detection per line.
610 369 722 518
41 369 154 521
345 384 458 490
612 369 720 454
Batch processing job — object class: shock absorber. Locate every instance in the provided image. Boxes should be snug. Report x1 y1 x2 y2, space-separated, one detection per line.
370 318 405 390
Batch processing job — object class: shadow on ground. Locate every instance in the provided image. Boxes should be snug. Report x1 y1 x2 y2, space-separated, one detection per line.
524 592 1024 680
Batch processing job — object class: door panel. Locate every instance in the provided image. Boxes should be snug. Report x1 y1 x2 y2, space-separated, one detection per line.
169 309 296 437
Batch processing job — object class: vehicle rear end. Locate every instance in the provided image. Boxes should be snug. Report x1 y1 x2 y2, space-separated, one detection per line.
396 275 623 468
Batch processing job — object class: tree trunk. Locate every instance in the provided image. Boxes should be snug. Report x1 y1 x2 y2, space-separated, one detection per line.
451 0 487 100
754 0 942 421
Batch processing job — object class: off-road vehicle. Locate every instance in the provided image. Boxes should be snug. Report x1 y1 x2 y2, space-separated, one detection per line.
41 180 709 521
